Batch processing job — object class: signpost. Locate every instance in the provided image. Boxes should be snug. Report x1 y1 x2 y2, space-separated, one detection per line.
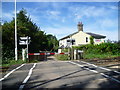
19 36 31 60
15 0 17 60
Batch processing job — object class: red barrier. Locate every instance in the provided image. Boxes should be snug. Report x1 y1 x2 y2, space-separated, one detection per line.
28 53 55 55
60 53 64 54
40 53 45 55
50 53 55 55
28 53 34 55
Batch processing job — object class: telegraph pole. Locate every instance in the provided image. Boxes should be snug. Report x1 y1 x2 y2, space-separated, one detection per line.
15 0 18 60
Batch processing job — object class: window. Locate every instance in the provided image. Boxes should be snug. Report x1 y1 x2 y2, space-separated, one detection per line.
67 40 70 42
67 39 75 45
72 39 75 45
86 37 88 42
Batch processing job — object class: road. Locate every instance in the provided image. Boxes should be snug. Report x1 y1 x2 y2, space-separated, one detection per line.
1 56 120 89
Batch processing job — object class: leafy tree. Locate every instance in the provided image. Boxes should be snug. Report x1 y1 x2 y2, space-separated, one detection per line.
90 36 94 45
2 9 58 61
46 34 58 52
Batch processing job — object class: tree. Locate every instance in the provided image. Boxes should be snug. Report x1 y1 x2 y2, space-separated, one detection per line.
2 9 58 60
90 36 94 45
46 34 58 52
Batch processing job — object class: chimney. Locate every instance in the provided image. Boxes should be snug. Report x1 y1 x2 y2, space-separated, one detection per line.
77 22 83 32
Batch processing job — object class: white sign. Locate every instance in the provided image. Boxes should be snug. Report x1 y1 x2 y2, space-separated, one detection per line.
20 37 31 40
19 40 27 45
78 50 83 53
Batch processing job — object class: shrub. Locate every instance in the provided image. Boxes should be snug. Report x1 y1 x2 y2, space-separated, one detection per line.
73 42 120 59
55 54 69 60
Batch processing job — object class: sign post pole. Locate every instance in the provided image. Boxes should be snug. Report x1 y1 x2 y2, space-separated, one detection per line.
26 36 29 60
15 0 18 60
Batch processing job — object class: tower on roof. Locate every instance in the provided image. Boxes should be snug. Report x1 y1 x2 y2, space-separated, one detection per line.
77 22 83 32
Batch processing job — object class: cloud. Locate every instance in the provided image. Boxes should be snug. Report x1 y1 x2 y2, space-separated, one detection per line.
68 3 117 23
42 26 76 39
46 10 61 19
42 23 118 41
85 24 118 41
2 12 14 21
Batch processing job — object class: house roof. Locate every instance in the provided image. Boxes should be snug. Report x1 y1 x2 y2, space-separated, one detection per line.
59 31 106 40
86 32 106 39
59 32 78 40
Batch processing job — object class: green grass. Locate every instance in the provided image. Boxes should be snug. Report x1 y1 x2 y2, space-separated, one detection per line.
55 54 69 61
1 59 40 68
83 53 120 59
1 60 26 67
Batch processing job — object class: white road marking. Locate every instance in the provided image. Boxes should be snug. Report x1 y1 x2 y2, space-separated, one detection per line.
19 63 37 90
114 71 120 74
85 68 98 73
98 66 111 71
79 61 120 75
80 61 98 67
68 61 120 84
68 61 83 67
0 64 25 81
100 73 120 84
69 61 98 73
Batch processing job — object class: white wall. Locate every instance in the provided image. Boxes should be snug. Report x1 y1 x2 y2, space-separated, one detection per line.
71 31 91 46
59 31 106 48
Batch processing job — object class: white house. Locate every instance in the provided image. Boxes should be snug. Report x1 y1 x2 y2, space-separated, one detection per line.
59 22 106 49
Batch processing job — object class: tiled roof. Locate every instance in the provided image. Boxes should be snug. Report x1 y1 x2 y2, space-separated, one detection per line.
86 32 106 39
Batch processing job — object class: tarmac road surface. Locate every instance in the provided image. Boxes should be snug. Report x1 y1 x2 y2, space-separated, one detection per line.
1 56 120 89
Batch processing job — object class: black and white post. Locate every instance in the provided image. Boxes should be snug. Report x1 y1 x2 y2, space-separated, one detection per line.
19 36 31 61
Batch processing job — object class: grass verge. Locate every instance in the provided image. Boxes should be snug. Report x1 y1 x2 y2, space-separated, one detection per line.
1 60 26 67
83 53 120 59
55 54 69 61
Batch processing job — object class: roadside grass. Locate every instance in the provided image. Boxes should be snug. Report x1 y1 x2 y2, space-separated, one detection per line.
1 60 26 67
55 54 69 61
55 52 120 61
83 53 120 59
0 59 39 73
1 59 40 68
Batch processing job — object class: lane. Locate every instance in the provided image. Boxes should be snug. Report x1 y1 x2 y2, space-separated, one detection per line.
19 63 37 90
24 60 120 88
2 63 34 89
74 60 120 81
1 57 120 89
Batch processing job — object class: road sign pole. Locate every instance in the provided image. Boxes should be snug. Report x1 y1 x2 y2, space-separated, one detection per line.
15 0 18 60
26 36 29 59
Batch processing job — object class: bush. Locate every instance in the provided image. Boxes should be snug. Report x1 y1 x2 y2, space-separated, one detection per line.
55 54 69 60
73 42 120 59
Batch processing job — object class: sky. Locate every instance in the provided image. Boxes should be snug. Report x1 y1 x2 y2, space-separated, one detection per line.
2 2 119 41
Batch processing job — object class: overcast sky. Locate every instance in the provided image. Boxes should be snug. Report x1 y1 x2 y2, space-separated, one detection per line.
2 2 118 41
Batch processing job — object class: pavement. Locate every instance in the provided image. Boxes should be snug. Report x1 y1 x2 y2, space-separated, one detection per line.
1 56 120 89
